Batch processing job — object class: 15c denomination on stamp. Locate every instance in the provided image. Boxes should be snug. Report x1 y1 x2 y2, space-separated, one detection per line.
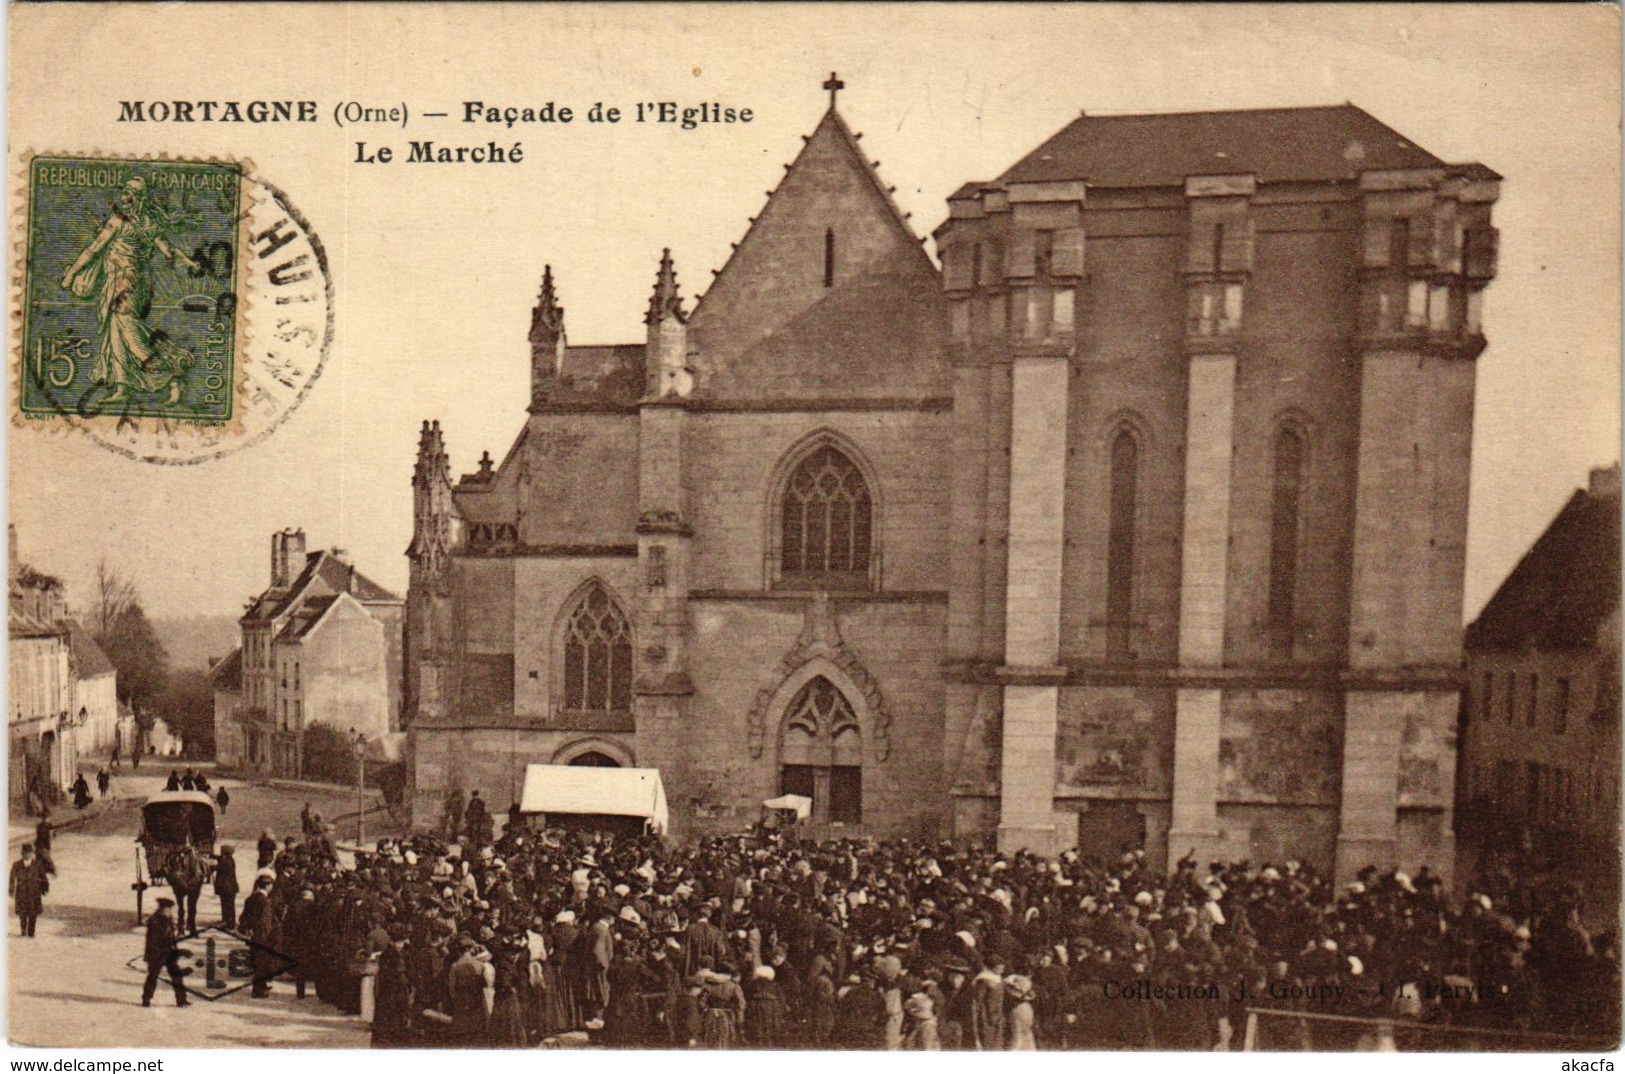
14 153 331 465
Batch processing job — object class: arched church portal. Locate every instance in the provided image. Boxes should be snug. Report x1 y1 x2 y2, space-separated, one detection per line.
778 675 863 825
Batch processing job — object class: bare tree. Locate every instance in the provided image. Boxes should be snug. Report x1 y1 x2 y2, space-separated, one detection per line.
90 558 137 638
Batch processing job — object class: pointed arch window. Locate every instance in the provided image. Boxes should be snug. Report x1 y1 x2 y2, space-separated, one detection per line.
1105 428 1139 660
777 444 874 590
779 675 862 825
1267 427 1305 659
562 584 633 714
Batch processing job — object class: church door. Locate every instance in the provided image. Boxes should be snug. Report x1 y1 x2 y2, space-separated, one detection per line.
778 676 862 827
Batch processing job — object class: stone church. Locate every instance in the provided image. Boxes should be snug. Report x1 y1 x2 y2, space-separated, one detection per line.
405 89 1501 882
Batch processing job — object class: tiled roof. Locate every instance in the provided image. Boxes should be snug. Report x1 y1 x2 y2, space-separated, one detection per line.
997 104 1481 187
67 623 116 678
210 646 243 690
241 550 400 624
8 610 66 639
279 594 339 640
1467 484 1621 653
528 344 645 410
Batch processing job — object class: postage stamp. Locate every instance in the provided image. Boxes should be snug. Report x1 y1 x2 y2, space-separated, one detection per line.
21 156 244 424
14 153 331 465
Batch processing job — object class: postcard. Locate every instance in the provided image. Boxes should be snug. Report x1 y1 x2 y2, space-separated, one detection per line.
6 2 1620 1059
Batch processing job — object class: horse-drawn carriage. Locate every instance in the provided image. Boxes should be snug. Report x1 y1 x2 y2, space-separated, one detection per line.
133 791 216 920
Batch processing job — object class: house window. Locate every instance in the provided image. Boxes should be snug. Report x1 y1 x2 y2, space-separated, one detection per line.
824 228 835 288
1505 671 1517 723
779 676 862 825
779 445 873 589
1526 673 1539 729
1267 427 1305 659
562 584 633 713
1482 671 1494 721
1105 428 1138 660
1555 677 1570 734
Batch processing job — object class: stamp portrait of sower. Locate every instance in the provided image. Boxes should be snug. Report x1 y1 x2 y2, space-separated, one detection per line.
60 175 202 407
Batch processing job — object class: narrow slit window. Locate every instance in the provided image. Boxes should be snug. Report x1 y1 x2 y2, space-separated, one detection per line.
1106 429 1138 660
1267 427 1305 657
824 228 835 288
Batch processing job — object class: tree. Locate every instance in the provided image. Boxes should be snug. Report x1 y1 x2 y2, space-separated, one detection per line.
87 561 169 720
90 558 138 638
158 670 215 759
97 602 170 721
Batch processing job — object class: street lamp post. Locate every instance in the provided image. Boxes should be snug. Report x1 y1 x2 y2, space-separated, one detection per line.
350 728 367 849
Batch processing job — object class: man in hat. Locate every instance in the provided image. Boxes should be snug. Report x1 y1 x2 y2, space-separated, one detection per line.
10 844 48 938
683 905 728 977
141 897 189 1007
969 955 1007 1050
214 844 240 930
373 922 414 1048
239 876 276 997
448 934 493 1045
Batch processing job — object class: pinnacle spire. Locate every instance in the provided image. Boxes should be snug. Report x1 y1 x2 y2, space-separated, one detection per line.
529 264 565 343
645 248 686 325
414 419 449 484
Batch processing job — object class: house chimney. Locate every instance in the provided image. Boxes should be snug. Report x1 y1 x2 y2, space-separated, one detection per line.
1589 463 1620 500
287 528 307 573
270 531 288 587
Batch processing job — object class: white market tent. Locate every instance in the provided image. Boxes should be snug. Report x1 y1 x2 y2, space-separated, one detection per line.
762 794 812 821
518 765 669 836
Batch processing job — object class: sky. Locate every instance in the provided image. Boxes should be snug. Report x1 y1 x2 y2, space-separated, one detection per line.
6 3 1620 625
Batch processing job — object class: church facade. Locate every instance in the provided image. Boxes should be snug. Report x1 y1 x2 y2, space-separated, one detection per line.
405 93 1501 882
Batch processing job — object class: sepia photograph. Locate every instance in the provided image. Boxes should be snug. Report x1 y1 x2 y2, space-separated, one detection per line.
4 2 1621 1060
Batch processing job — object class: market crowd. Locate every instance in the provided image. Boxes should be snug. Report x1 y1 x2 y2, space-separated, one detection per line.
220 797 1620 1051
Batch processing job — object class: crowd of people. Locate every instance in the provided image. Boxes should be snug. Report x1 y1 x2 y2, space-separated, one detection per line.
215 800 1619 1051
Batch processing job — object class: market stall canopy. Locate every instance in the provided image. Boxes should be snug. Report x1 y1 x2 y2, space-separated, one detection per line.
762 794 812 821
519 765 669 835
363 732 406 764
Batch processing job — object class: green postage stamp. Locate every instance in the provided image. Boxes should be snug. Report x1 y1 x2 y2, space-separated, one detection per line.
21 156 245 424
15 153 332 465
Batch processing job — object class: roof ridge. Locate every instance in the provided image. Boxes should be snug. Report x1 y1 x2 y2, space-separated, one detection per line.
1070 102 1360 121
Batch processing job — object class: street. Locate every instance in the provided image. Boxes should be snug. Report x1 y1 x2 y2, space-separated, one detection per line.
8 773 385 1048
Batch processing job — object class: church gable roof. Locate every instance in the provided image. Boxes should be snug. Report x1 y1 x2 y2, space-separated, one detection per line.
688 106 945 401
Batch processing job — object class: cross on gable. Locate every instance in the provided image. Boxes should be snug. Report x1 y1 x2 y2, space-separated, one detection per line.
823 72 845 109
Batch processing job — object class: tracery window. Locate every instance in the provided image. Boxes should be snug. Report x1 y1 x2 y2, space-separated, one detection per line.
779 445 873 589
561 584 632 713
